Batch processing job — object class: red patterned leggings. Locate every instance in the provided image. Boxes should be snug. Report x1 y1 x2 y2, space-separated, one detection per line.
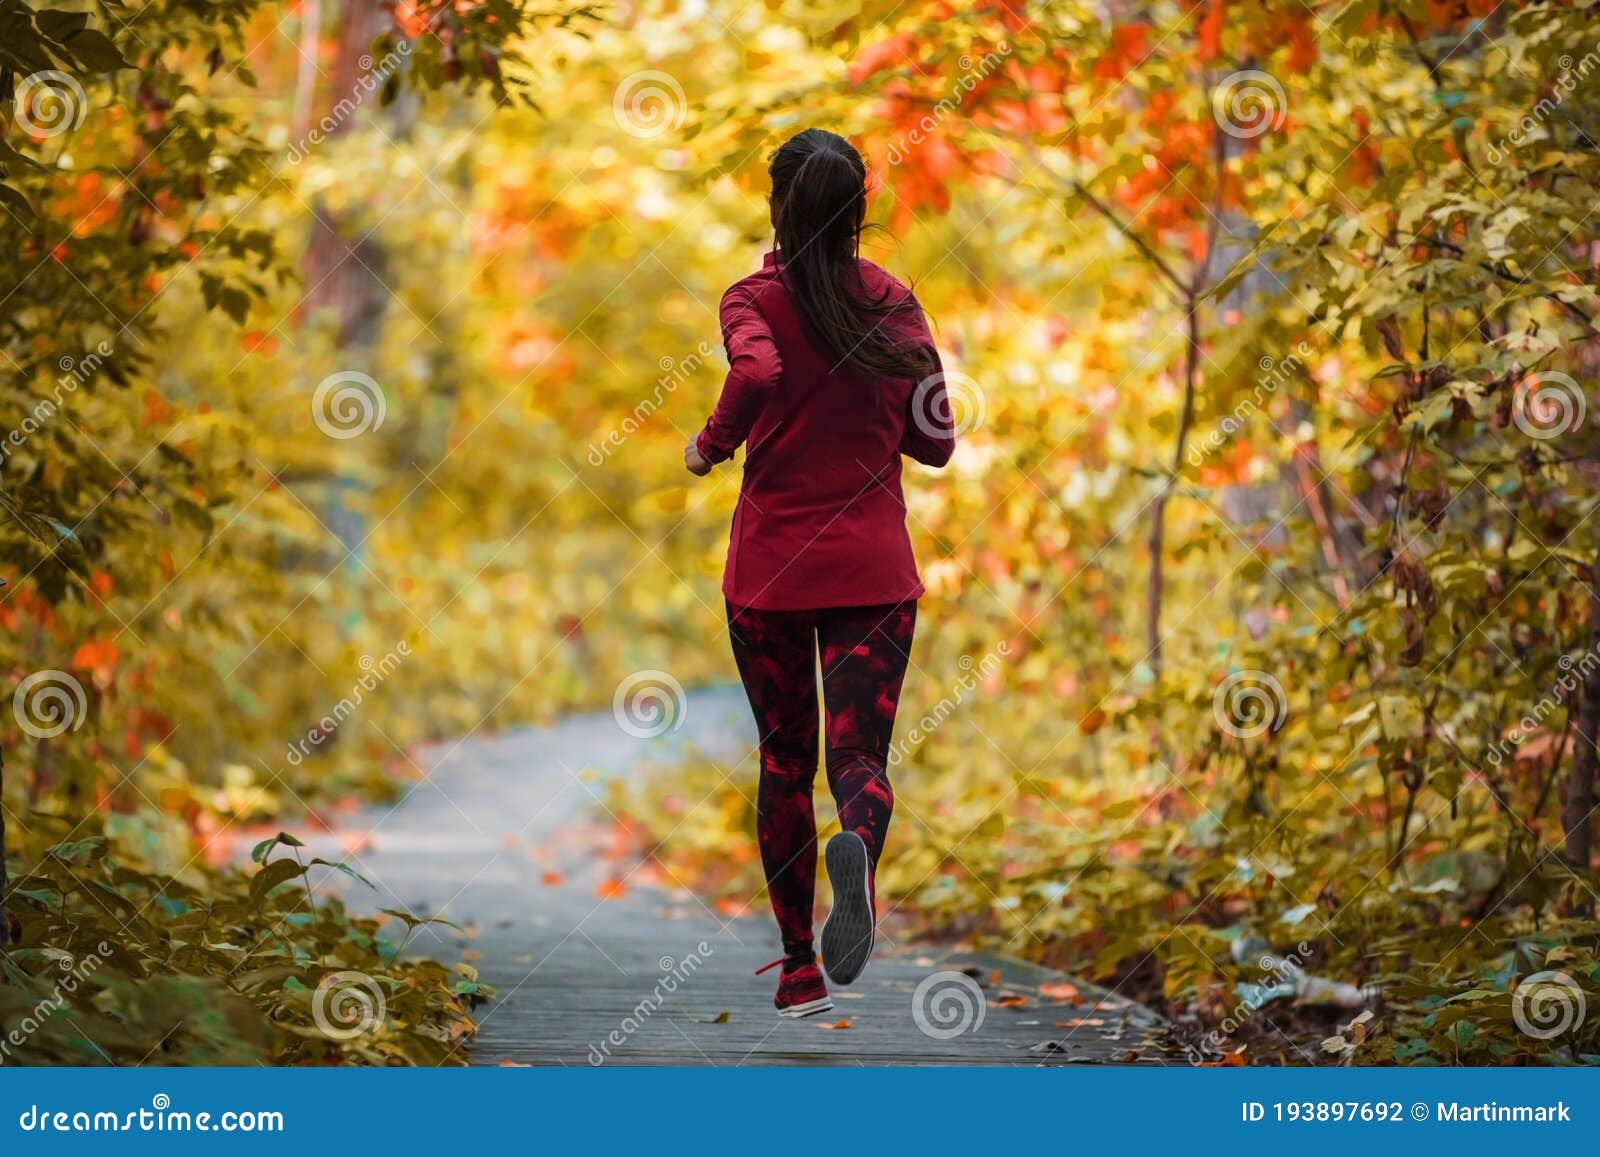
726 599 917 963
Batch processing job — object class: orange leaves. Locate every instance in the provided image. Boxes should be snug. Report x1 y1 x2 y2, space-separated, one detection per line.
1039 981 1083 1004
72 639 119 676
1195 1 1225 63
140 389 173 428
392 0 430 39
240 330 278 356
1093 24 1150 83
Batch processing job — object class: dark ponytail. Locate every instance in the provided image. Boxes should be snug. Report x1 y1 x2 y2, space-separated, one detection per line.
769 129 935 381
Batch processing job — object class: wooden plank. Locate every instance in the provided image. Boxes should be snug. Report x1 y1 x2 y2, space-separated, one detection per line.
286 688 1165 1066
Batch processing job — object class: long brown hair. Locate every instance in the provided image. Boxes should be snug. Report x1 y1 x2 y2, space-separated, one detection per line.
769 129 935 381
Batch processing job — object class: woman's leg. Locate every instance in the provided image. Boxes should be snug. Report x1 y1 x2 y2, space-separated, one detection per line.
726 600 820 964
817 601 917 871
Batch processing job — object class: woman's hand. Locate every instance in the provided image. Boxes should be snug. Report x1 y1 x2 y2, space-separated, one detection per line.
683 439 713 477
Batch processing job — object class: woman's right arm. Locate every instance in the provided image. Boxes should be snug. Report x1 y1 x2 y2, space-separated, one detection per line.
692 281 782 466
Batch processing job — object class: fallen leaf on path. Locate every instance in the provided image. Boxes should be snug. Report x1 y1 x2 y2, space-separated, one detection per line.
541 870 564 886
1055 1018 1105 1028
497 1059 531 1067
595 877 627 899
713 1011 730 1024
995 993 1029 1008
819 1019 852 1030
1039 982 1082 1003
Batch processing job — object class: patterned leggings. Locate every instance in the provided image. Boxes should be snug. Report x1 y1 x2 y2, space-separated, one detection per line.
726 599 917 963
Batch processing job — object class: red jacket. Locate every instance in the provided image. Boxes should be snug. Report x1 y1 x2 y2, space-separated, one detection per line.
694 252 955 611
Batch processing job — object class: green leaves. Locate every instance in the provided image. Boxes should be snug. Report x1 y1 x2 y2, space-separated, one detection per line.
4 820 490 1065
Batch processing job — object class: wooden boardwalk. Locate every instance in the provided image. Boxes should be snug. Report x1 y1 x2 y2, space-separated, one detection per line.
304 687 1164 1065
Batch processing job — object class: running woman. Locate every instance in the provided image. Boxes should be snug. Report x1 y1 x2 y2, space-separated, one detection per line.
683 128 955 1018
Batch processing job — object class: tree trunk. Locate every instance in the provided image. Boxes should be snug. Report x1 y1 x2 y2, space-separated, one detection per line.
1147 298 1200 678
1562 546 1600 888
1 746 9 948
299 0 390 345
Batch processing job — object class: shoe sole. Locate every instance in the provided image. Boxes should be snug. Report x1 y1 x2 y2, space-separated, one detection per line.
821 832 874 986
776 995 835 1019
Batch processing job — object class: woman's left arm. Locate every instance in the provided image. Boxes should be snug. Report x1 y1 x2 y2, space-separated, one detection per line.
689 281 783 471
